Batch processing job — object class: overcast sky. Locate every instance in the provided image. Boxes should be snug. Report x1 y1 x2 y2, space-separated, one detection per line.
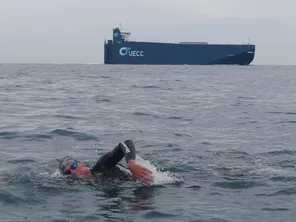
0 0 295 65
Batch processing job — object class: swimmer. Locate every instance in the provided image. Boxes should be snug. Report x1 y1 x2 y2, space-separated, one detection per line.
59 139 154 185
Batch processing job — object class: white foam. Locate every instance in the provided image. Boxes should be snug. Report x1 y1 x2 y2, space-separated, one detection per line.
135 155 183 185
51 169 63 177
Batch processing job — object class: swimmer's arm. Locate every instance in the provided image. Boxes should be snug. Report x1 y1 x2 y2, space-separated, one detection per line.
91 140 154 185
91 139 136 173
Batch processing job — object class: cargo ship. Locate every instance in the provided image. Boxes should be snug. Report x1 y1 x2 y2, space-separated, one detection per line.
104 27 255 65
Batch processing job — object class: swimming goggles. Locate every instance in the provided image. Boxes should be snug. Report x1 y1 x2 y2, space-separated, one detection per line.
64 161 78 175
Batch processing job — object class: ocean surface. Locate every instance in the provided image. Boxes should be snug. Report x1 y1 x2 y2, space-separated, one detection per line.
0 64 296 222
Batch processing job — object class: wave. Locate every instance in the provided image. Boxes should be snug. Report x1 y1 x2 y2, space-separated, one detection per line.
274 120 296 124
261 207 290 212
212 180 267 189
267 111 296 115
0 129 98 142
256 187 296 196
24 134 54 141
132 85 162 89
133 112 159 119
135 156 183 186
165 116 193 121
260 150 296 156
0 131 19 140
50 129 99 141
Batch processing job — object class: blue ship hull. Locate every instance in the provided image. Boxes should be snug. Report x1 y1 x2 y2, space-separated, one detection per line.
104 28 255 65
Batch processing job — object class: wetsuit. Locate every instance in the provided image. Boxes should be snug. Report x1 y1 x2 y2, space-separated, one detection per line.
90 139 136 176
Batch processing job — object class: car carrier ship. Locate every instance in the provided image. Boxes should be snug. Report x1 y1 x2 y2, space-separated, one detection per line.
104 27 255 65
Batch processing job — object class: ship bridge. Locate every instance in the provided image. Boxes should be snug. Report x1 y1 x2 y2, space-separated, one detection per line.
113 28 131 43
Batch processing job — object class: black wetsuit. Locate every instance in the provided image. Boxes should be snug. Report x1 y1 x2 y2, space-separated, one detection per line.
90 139 136 177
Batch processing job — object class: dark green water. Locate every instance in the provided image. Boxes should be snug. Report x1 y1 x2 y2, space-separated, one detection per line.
0 64 296 222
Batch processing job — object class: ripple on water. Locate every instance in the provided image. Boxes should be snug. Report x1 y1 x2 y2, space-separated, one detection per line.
261 207 290 212
132 112 160 119
50 129 99 141
261 150 296 156
142 210 180 219
0 190 26 206
212 180 267 189
256 186 296 197
0 131 19 140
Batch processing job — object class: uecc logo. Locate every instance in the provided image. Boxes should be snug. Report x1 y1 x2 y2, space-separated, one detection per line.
119 47 144 57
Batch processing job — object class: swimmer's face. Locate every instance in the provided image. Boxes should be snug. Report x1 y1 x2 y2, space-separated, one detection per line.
64 161 90 177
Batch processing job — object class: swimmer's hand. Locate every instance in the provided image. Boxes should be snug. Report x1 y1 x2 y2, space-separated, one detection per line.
128 160 154 185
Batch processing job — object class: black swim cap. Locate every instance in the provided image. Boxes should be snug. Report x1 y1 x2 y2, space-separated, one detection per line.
59 156 77 175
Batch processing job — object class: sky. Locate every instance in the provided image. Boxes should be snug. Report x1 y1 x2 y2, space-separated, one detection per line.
0 0 295 65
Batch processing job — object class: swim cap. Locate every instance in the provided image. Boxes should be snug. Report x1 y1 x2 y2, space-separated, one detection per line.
59 156 77 174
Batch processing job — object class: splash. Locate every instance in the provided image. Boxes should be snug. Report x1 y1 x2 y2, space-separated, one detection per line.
50 169 64 178
135 156 183 185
